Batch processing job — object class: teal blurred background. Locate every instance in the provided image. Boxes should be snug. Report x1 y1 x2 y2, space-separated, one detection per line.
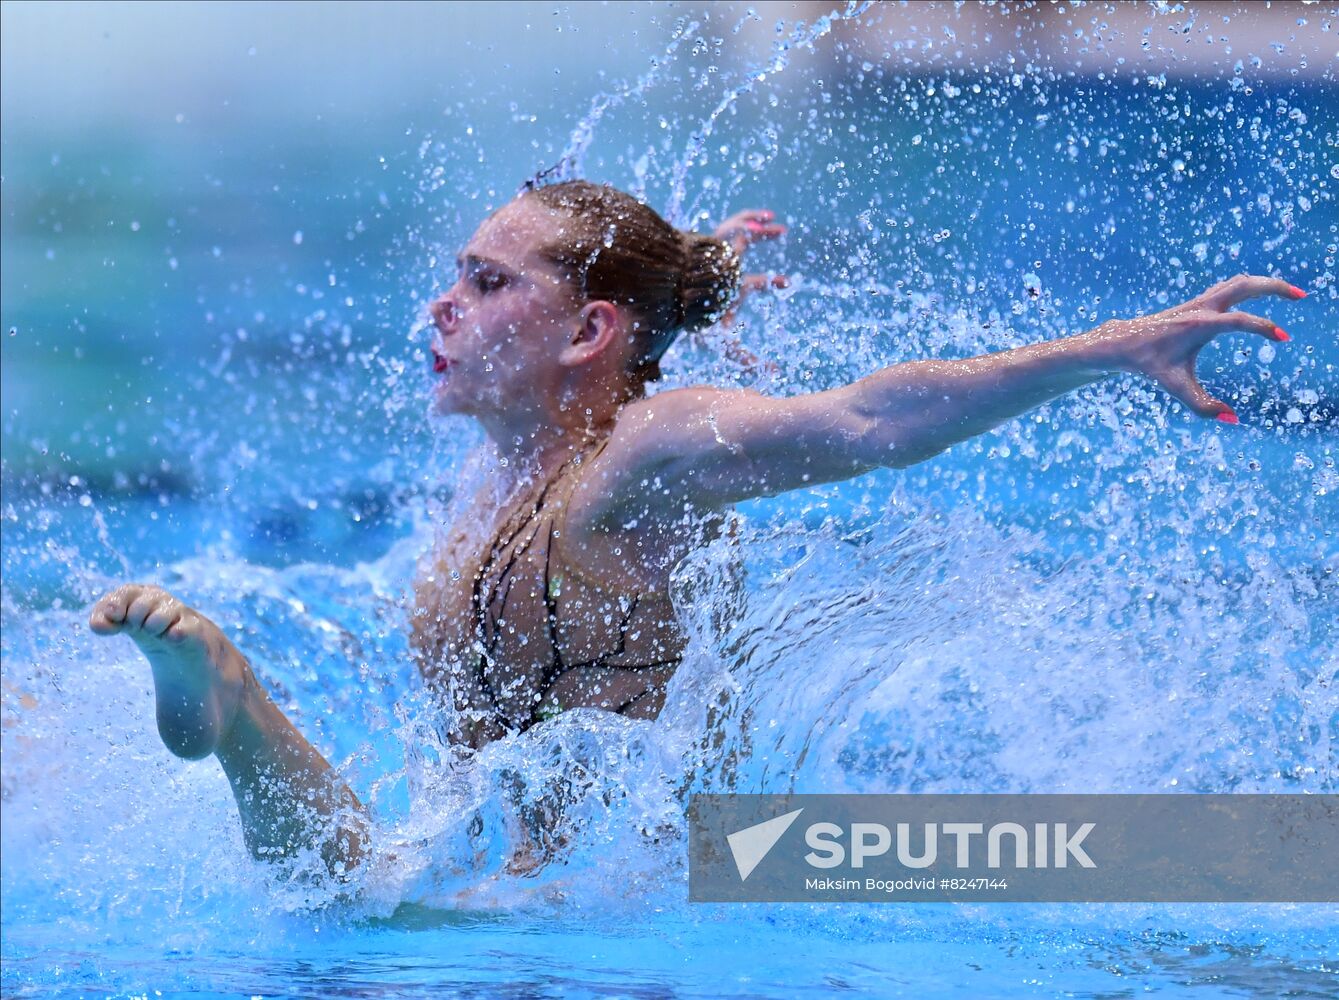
4 2 704 584
3 0 1335 585
2 1 679 490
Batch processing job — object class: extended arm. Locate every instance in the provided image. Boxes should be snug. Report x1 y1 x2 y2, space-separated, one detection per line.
583 274 1304 521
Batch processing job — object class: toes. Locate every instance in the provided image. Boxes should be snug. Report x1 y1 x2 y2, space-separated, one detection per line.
89 583 143 634
89 584 182 636
143 598 182 638
162 612 196 645
88 608 122 635
125 590 164 630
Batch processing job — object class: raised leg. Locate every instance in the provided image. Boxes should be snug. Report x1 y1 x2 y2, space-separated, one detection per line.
89 584 367 875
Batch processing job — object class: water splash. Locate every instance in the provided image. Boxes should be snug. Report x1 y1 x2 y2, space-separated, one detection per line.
558 16 706 183
665 1 876 225
3 2 1338 993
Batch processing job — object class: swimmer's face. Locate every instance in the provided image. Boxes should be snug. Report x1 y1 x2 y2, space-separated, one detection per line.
427 197 589 419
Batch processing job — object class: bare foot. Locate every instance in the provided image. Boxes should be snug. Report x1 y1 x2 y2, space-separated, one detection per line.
89 584 248 760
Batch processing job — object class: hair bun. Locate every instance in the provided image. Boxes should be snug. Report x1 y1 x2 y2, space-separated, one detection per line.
677 232 742 333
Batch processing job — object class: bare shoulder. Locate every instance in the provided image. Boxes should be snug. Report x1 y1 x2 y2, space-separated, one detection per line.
549 388 742 587
607 385 773 462
565 387 755 532
570 380 863 537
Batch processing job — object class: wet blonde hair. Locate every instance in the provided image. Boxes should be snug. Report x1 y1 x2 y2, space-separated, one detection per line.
524 180 742 384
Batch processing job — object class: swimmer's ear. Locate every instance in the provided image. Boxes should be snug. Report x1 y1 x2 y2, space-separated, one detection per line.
560 300 623 367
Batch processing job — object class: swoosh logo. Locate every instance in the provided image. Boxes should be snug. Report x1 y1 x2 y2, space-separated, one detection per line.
726 808 804 881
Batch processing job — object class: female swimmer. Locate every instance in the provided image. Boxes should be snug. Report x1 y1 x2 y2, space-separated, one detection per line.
89 179 1305 873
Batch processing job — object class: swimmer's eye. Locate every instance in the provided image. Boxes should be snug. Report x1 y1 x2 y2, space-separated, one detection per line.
474 272 509 294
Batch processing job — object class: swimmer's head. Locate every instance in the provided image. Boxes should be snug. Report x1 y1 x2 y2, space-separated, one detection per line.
523 179 742 383
428 180 740 428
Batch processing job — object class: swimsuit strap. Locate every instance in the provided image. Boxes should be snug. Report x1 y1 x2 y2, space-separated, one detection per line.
544 435 616 587
468 434 617 721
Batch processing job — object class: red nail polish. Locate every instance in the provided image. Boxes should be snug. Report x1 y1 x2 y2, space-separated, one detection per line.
1216 411 1239 425
1272 326 1291 342
1289 285 1308 298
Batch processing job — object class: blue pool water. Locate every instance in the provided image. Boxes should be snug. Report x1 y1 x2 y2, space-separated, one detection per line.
3 3 1337 996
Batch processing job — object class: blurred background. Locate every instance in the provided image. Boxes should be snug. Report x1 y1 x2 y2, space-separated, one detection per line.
3 0 1335 591
4 7 1338 993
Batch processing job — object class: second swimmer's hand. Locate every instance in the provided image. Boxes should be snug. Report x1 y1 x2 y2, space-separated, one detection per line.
713 208 786 257
701 209 790 377
1081 274 1306 423
715 208 788 303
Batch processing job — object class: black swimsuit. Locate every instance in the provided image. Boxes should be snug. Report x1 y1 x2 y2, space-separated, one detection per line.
460 438 685 740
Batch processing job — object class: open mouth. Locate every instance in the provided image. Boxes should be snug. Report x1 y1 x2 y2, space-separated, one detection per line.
431 350 455 374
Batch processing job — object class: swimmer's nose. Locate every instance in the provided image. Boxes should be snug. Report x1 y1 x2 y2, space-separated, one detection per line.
430 295 458 337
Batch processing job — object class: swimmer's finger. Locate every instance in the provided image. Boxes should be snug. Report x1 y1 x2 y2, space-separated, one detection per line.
715 209 787 254
736 222 786 249
1194 310 1288 345
718 273 788 330
739 273 770 296
718 208 775 229
737 272 788 299
1156 365 1236 422
1197 274 1304 313
728 232 784 257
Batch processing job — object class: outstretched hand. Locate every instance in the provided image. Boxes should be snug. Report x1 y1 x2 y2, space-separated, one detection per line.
714 208 786 257
701 209 790 375
714 208 789 304
1085 274 1306 423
